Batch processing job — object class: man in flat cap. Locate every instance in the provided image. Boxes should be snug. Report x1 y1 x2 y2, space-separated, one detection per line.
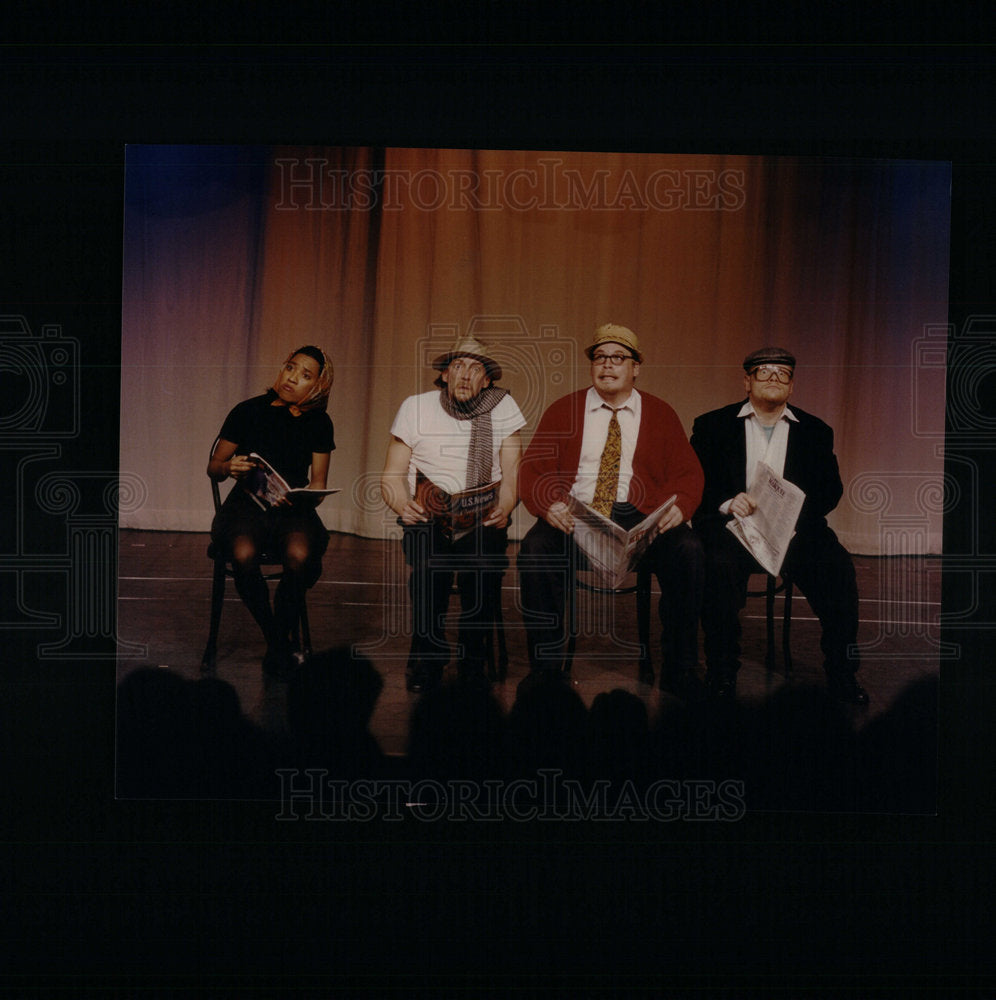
381 336 524 692
690 347 867 704
517 323 706 698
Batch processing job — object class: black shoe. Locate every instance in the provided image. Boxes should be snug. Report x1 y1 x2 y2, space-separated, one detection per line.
457 660 492 688
405 664 429 693
661 668 707 703
827 673 869 706
706 671 737 701
406 662 443 694
262 646 294 680
516 667 566 698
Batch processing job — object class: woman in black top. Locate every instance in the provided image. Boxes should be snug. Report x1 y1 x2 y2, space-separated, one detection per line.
208 345 335 675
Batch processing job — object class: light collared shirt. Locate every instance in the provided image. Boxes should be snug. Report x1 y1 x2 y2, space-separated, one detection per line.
718 400 799 514
571 386 641 504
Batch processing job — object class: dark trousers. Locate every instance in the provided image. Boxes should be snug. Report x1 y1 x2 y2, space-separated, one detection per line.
517 504 704 675
402 520 509 675
697 520 860 678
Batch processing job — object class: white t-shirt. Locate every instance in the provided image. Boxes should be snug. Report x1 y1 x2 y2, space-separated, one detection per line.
390 390 526 494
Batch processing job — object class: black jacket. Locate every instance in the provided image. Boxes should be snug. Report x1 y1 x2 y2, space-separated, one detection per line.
690 400 843 535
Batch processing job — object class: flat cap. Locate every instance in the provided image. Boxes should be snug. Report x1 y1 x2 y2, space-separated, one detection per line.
743 346 796 372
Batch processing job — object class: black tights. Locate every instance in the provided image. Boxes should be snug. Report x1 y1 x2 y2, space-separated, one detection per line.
230 531 313 653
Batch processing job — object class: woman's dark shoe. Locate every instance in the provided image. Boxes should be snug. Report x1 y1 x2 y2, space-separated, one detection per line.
827 672 869 705
405 662 443 694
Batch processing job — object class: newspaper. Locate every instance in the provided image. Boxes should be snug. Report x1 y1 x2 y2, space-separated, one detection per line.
567 494 677 590
243 452 340 510
725 461 804 576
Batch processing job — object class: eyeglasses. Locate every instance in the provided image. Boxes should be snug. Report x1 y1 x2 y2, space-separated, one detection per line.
591 353 635 367
750 365 793 384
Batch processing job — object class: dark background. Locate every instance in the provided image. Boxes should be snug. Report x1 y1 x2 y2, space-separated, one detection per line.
2 27 994 995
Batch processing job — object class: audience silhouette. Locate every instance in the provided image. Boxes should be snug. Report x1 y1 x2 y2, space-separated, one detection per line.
117 653 937 815
284 647 386 781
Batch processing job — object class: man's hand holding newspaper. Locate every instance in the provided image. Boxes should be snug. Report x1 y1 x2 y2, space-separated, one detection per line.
726 461 805 576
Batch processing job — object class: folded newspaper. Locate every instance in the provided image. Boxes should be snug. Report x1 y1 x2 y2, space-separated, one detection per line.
725 461 804 576
567 494 676 590
243 452 340 510
415 470 500 541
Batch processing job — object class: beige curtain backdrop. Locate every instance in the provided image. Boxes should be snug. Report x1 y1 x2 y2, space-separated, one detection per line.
120 146 951 553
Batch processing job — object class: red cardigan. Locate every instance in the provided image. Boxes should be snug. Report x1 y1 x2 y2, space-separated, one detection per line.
520 388 704 520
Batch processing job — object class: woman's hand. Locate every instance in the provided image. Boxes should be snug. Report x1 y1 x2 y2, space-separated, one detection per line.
227 454 257 480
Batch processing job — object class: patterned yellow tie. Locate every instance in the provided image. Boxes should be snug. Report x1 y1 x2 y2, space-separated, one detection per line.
591 406 621 515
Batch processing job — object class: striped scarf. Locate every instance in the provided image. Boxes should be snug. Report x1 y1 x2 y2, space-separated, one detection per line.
438 385 508 488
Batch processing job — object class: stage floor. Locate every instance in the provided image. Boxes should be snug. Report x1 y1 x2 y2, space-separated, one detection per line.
117 529 942 759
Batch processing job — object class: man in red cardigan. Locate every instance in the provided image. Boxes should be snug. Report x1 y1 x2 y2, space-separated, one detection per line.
517 324 706 698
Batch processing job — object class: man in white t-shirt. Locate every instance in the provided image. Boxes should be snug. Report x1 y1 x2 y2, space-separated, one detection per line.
381 336 524 692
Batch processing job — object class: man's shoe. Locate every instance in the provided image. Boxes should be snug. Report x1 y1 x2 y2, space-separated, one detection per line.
707 671 737 701
517 667 567 698
661 668 707 703
262 646 294 680
827 672 869 706
406 662 443 694
457 660 492 688
405 665 428 693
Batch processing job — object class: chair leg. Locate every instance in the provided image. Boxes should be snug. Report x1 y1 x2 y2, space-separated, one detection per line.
563 575 577 677
495 598 508 681
765 573 777 671
637 565 654 685
487 572 508 682
298 592 311 659
782 580 793 677
561 544 581 677
201 558 227 672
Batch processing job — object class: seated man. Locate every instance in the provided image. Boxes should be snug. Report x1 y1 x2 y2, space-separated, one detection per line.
690 347 868 704
517 323 705 698
381 336 524 692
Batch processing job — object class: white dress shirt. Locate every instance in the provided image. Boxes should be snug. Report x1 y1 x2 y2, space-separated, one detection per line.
571 386 641 505
718 400 798 514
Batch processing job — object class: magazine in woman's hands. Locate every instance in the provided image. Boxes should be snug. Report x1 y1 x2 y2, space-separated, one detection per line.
243 453 340 510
